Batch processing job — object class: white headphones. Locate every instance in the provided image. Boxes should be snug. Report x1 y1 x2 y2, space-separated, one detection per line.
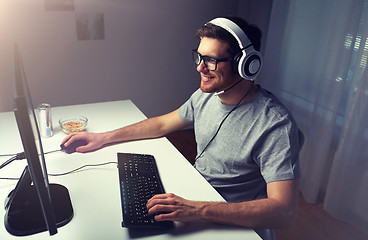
208 17 262 80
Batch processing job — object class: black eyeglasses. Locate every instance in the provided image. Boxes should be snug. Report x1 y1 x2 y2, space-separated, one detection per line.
191 49 233 71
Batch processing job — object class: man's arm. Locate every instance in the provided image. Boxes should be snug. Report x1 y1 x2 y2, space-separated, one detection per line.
103 109 189 143
62 109 190 152
147 179 299 229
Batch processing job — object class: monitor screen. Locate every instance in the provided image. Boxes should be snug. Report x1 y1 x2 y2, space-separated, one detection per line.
4 44 73 236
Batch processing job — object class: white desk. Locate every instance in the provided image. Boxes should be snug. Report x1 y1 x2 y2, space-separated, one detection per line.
0 100 261 240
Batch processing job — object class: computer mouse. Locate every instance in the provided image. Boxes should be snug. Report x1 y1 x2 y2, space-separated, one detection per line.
60 139 88 154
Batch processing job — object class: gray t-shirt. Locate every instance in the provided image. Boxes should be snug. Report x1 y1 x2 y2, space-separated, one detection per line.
178 87 300 203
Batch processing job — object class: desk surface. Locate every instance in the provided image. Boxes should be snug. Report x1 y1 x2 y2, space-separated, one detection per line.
0 100 261 240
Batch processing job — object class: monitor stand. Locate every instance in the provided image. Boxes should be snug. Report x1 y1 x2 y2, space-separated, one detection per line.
4 167 74 236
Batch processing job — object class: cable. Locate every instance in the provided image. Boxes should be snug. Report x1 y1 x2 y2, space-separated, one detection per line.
48 162 117 177
45 149 62 155
0 154 17 157
195 84 255 162
0 152 26 169
0 156 17 169
214 79 243 96
0 161 118 180
1 149 61 158
0 177 20 180
0 150 61 170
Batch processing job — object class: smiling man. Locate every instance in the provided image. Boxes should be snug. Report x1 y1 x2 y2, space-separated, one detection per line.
62 16 301 240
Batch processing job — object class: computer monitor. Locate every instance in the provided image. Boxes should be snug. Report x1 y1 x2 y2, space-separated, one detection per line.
3 44 73 236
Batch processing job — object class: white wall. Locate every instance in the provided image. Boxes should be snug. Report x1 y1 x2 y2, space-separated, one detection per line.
0 0 271 118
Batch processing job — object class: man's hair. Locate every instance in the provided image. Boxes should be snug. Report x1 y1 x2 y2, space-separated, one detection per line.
195 16 262 57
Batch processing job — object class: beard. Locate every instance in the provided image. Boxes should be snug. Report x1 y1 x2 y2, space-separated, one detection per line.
199 77 223 93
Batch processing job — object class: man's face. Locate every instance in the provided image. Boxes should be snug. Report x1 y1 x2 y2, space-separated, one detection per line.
196 37 239 93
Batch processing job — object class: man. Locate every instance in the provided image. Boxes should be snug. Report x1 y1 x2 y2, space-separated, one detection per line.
62 16 301 240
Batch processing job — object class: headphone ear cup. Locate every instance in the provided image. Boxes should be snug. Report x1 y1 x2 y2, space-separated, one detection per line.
238 51 262 80
244 53 262 77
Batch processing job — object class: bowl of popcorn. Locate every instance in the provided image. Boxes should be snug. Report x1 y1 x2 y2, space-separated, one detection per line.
59 116 88 134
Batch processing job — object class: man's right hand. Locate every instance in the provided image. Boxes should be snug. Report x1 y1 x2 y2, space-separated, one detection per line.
61 132 106 153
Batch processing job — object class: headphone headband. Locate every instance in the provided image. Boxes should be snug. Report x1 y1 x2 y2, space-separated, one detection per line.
208 17 252 50
207 17 262 80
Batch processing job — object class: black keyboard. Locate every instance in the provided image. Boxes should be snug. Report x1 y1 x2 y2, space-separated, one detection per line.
117 153 174 229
